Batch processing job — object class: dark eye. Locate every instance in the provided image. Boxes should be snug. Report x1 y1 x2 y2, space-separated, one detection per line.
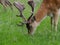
26 23 32 30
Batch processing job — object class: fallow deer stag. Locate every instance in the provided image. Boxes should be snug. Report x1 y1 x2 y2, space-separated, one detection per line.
0 0 13 10
13 0 60 35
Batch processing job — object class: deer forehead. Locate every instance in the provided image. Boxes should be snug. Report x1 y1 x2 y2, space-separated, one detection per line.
30 21 39 28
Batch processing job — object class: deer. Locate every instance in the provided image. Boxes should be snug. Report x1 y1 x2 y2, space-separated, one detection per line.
0 0 13 10
13 0 60 35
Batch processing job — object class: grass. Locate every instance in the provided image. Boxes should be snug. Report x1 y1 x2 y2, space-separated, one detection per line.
0 0 60 45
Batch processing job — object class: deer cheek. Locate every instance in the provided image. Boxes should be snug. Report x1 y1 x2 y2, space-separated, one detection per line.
28 21 39 35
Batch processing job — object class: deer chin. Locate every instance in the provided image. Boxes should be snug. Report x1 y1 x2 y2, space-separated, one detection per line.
26 21 39 35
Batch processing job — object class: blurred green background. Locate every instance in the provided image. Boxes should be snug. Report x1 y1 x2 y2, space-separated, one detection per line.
0 0 60 45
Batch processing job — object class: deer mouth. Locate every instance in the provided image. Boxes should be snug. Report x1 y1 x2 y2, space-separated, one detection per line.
26 23 33 34
26 20 37 35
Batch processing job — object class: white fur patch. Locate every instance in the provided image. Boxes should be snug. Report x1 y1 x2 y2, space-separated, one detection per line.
32 21 39 28
57 9 60 15
48 13 53 17
30 21 39 34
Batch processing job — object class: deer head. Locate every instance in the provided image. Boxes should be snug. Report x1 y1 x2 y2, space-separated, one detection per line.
13 0 37 35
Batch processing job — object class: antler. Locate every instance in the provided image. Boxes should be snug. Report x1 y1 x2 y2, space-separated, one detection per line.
5 0 13 10
13 0 35 26
13 2 27 26
28 0 35 20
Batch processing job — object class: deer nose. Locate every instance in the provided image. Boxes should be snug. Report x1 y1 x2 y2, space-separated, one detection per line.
26 24 33 34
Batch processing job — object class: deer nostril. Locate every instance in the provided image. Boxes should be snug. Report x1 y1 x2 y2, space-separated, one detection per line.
26 23 32 29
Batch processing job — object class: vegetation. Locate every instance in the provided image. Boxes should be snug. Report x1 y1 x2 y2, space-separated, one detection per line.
0 0 60 45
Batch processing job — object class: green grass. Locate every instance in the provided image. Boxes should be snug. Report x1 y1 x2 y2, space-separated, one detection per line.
0 0 60 45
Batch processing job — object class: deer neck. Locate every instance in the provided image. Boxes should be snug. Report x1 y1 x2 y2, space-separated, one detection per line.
28 3 49 25
34 4 48 23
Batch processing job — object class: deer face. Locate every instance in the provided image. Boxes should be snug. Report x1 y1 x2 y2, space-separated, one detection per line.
26 20 38 34
26 16 39 34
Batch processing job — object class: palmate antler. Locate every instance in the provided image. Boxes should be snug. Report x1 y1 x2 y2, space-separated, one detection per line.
13 0 35 26
13 2 27 26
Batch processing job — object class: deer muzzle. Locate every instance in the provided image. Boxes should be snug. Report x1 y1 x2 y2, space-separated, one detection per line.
26 20 38 35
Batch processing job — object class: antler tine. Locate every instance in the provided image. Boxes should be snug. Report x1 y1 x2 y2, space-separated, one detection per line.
28 0 34 18
28 0 34 12
13 2 27 22
5 0 13 10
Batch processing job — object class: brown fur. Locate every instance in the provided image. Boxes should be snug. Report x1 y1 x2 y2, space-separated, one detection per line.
35 0 60 22
27 0 60 34
13 0 60 34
